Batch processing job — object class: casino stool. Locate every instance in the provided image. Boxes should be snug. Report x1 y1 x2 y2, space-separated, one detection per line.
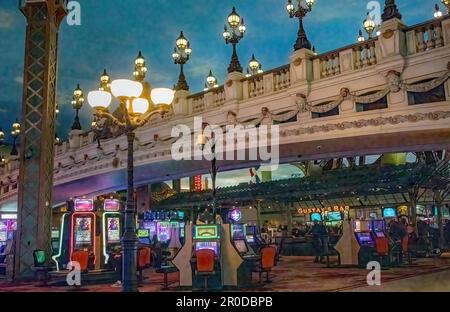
195 249 215 291
33 249 53 286
71 250 89 272
401 236 415 265
251 246 276 284
137 247 149 283
374 237 390 269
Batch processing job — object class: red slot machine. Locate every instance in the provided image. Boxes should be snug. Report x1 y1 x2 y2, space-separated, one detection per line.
70 198 97 270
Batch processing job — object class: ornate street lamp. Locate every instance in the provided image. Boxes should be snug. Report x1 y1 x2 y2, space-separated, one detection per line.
197 122 218 221
204 70 219 91
133 51 148 82
363 12 376 39
99 69 111 92
435 4 444 18
55 103 60 117
286 0 316 51
172 31 192 91
245 54 263 77
357 29 365 42
88 66 174 293
71 84 84 130
223 7 246 73
441 0 450 13
11 118 20 156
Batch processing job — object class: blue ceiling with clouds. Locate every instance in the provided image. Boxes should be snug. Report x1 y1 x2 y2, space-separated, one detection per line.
0 0 440 140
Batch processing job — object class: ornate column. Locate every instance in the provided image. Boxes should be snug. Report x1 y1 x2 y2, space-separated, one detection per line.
15 0 67 279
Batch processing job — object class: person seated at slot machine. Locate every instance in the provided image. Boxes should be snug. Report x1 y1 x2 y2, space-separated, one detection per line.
151 234 163 268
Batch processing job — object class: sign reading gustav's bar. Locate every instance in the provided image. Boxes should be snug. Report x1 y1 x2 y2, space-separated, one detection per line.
298 206 350 215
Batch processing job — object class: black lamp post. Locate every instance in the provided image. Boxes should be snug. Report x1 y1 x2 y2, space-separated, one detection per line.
197 122 218 220
10 119 20 156
71 84 84 130
172 31 192 91
223 7 246 73
87 53 174 292
286 0 316 51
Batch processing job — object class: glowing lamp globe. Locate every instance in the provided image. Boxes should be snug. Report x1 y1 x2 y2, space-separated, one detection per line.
151 88 175 107
110 79 143 99
87 90 112 109
132 98 149 114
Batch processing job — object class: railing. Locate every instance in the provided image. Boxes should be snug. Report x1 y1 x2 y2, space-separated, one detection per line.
212 86 226 107
190 93 205 113
405 17 447 55
273 65 290 91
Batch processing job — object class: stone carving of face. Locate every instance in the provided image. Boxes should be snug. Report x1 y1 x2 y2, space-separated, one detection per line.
261 107 269 116
387 71 401 93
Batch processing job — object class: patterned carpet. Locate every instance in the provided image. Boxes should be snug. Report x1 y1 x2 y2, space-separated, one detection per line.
1 254 450 292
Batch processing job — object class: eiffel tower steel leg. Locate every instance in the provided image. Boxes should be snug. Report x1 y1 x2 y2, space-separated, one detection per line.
14 0 67 280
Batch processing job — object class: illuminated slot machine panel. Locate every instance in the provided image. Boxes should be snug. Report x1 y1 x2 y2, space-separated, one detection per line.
157 221 171 243
193 225 221 257
231 224 245 241
0 221 7 246
195 241 219 256
71 199 97 265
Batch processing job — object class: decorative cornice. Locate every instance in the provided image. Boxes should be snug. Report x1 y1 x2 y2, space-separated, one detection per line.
281 111 450 136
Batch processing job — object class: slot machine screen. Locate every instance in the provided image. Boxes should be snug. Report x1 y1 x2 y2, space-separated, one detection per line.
74 199 94 211
138 229 149 238
158 222 170 242
246 235 255 243
195 241 218 255
356 232 374 245
232 224 245 240
104 199 120 212
375 232 386 238
107 217 121 243
194 225 219 239
180 222 185 237
178 211 185 219
234 240 248 254
0 231 6 242
75 217 92 245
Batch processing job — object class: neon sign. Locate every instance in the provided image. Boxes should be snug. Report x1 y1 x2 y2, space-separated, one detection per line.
298 206 350 215
229 209 242 222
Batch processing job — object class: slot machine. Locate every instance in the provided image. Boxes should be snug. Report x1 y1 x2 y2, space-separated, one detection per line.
0 214 16 250
192 224 222 289
101 199 122 266
353 220 375 266
70 198 97 270
157 221 171 243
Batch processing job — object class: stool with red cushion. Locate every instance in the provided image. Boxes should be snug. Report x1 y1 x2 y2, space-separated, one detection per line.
251 246 276 283
195 249 215 291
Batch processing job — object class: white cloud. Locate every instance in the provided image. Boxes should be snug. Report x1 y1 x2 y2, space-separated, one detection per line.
0 11 15 29
14 76 22 84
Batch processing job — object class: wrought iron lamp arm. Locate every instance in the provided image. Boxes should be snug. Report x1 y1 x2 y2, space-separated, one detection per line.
94 110 127 129
134 108 167 128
